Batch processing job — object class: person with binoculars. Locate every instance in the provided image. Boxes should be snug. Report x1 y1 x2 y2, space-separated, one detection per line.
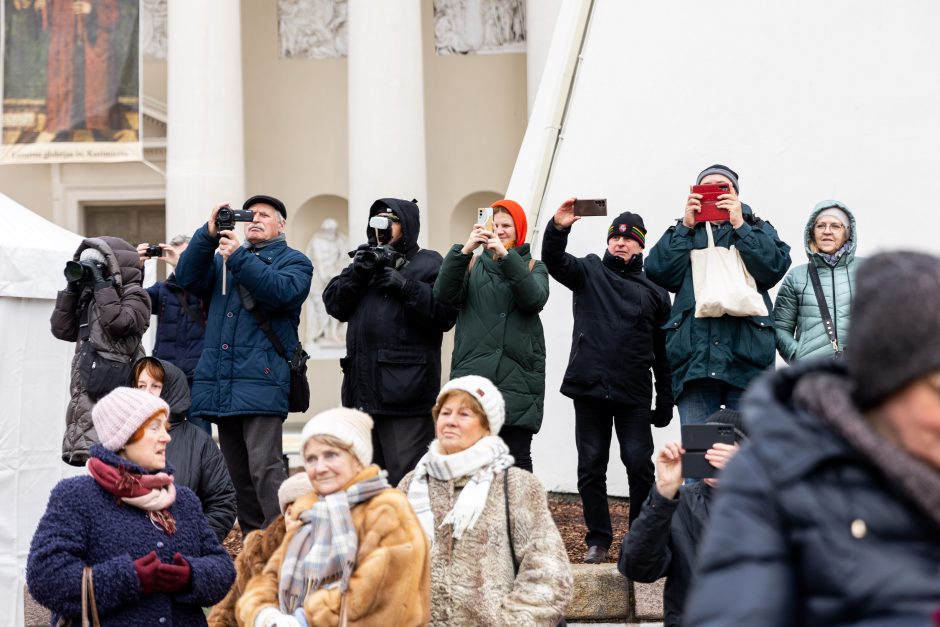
175 195 313 535
323 197 457 486
50 236 151 466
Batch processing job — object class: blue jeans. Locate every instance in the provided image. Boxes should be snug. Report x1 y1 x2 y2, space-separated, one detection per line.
676 378 745 426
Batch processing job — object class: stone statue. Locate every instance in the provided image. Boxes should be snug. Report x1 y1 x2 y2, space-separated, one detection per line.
305 218 349 350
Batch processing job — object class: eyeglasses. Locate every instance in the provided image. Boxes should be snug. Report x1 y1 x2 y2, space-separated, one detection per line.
814 222 845 233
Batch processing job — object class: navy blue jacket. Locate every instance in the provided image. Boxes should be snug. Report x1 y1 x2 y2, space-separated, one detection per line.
27 446 235 626
175 225 313 419
323 199 456 417
146 273 207 381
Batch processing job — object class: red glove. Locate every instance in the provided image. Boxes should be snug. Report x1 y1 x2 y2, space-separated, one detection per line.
133 551 160 596
155 552 192 593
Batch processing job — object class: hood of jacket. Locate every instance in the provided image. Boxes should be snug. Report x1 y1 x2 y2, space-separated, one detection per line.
74 236 144 289
367 198 420 258
131 357 192 423
803 200 858 263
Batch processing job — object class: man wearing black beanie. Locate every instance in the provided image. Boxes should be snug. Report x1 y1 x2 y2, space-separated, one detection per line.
685 252 940 624
542 197 674 564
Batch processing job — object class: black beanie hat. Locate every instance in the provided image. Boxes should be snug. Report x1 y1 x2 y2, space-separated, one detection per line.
607 211 646 248
705 408 748 442
243 194 287 220
849 251 940 409
696 164 739 193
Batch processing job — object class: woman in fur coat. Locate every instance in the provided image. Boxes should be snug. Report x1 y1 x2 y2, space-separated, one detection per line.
400 375 573 626
236 408 430 627
27 387 235 625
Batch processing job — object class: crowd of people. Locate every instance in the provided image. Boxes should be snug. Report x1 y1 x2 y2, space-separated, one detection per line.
29 166 940 625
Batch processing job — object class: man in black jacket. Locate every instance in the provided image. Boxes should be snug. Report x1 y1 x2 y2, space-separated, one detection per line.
617 409 743 626
323 198 456 485
542 197 674 564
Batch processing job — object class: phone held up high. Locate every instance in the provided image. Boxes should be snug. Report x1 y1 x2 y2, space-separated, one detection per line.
477 207 494 232
691 183 731 223
681 423 735 479
572 198 608 217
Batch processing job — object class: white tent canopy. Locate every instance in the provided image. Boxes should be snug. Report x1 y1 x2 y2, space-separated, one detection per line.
0 194 83 626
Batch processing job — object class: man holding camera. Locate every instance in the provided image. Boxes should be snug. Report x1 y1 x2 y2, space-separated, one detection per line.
175 196 312 533
541 198 674 564
323 198 456 485
136 235 211 435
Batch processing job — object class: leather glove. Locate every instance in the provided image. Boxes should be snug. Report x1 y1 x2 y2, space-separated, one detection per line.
374 266 408 295
154 552 192 593
351 244 375 280
133 550 161 596
652 405 674 428
88 262 111 290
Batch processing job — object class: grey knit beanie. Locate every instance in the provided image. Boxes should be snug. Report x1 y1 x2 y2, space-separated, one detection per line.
696 164 739 193
849 251 940 409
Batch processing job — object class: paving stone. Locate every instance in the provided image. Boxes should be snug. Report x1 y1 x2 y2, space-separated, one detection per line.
632 577 665 621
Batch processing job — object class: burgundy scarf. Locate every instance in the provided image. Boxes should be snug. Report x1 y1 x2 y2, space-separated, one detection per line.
87 457 177 535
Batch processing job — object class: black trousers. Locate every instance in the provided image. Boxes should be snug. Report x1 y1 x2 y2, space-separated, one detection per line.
573 396 654 549
500 425 534 472
216 415 287 535
371 412 436 487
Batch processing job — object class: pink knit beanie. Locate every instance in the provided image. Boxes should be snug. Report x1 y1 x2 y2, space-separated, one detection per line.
92 387 170 451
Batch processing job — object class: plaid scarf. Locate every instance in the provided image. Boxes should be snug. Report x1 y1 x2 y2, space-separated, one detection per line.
278 468 390 614
87 457 177 534
407 435 514 543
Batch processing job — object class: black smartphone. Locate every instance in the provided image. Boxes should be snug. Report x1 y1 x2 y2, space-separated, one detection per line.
681 423 735 479
572 198 608 216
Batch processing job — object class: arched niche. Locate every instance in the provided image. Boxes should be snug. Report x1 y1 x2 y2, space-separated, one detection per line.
449 190 503 245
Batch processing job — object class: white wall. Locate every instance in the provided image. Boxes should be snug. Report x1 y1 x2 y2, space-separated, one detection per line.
526 0 940 494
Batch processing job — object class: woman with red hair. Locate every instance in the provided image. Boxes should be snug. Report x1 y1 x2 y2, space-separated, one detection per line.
432 199 549 471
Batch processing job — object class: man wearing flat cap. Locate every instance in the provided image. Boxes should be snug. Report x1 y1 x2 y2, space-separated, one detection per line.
542 197 674 564
176 196 313 534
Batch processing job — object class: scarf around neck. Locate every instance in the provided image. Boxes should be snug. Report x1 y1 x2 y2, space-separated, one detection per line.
87 456 177 534
242 232 286 251
407 435 514 543
278 466 391 614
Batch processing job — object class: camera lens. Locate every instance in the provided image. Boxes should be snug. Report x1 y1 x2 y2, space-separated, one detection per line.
63 261 85 283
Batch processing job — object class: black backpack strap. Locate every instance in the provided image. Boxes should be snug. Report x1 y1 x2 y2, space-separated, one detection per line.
504 469 519 575
171 287 206 328
807 260 840 353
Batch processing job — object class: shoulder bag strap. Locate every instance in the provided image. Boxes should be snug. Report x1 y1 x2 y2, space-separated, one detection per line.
504 469 519 575
172 287 207 328
806 259 840 353
235 282 290 361
82 566 101 627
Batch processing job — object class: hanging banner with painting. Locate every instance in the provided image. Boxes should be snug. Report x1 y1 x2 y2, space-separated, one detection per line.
1 0 141 163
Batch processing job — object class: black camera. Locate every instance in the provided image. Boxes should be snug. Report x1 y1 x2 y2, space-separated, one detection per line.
215 206 255 232
145 245 163 258
354 245 407 274
63 259 105 284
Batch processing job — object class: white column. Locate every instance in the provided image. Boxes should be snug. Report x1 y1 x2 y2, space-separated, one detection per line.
347 0 428 247
526 0 563 115
165 0 245 239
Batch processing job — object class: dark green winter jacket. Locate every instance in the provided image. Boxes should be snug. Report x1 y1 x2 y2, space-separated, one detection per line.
774 201 860 363
645 206 792 399
433 244 549 433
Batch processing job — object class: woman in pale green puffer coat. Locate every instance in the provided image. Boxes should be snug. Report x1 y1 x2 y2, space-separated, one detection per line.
774 200 860 362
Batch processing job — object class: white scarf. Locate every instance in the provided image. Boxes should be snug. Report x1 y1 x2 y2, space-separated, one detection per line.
407 435 514 542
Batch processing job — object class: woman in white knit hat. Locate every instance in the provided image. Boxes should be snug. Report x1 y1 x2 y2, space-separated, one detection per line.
400 375 573 626
237 408 430 627
774 200 861 362
27 387 235 626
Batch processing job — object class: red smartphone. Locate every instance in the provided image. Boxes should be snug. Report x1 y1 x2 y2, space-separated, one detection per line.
691 183 731 223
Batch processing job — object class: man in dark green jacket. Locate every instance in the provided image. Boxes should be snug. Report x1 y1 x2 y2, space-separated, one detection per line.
646 165 791 426
542 198 673 564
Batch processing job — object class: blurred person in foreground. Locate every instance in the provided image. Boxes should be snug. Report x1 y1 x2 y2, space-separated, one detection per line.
27 387 235 625
618 409 745 626
684 251 940 626
400 375 573 626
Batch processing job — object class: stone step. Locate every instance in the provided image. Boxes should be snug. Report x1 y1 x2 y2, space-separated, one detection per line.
567 563 664 623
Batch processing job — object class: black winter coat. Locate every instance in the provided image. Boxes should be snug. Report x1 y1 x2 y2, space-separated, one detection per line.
684 360 940 626
323 199 457 416
541 221 673 415
146 273 207 381
156 358 236 542
618 483 713 627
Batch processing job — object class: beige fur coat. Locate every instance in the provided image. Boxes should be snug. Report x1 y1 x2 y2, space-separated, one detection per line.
399 467 572 626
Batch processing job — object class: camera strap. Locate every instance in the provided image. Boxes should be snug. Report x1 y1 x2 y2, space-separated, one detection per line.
78 293 94 342
171 288 207 328
806 259 840 354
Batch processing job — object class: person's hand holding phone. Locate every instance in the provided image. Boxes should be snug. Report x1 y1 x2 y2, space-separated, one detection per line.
715 187 743 229
704 442 738 473
484 230 509 259
553 197 581 230
655 441 685 500
683 190 702 228
461 224 490 255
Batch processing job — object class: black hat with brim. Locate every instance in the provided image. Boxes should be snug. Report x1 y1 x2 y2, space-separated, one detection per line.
243 194 287 219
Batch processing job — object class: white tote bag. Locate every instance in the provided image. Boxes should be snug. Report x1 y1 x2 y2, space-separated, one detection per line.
691 224 768 318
